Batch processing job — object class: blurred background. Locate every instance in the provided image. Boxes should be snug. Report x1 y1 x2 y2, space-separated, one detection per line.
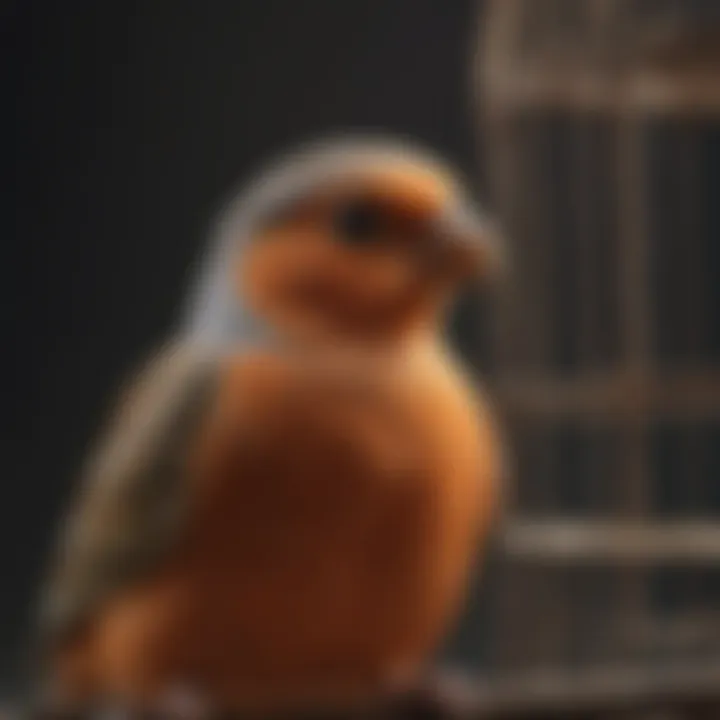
5 1 720 717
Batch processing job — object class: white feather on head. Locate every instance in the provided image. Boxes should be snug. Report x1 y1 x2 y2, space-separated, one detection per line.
179 133 463 349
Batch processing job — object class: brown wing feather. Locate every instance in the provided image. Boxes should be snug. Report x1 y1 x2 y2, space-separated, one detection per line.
38 341 219 650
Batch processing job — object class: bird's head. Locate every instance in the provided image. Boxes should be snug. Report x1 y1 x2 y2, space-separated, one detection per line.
189 137 502 348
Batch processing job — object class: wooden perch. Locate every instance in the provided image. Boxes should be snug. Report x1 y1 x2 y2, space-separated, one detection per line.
469 661 720 719
494 371 720 421
503 518 720 564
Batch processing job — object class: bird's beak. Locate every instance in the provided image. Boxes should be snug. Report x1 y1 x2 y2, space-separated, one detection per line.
429 200 503 282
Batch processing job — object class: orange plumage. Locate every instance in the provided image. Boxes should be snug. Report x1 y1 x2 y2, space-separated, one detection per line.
39 137 504 715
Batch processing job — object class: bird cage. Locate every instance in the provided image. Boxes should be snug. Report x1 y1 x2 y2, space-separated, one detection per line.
469 0 720 714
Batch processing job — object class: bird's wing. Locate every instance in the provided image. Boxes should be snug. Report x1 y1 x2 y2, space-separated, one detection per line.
38 341 219 650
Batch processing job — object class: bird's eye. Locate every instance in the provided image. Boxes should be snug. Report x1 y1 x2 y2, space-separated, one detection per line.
332 200 383 245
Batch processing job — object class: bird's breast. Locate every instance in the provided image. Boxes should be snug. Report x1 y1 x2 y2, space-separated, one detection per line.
100 348 499 701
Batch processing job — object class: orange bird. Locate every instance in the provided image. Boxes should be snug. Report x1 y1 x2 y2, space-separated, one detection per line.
35 136 504 717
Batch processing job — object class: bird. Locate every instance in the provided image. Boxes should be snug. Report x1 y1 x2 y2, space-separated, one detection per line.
34 135 505 718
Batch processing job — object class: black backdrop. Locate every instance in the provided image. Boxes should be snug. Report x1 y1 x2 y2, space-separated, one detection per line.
5 0 485 690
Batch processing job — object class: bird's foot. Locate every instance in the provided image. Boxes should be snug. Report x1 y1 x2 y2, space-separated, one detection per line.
148 686 212 720
386 669 479 720
59 687 212 720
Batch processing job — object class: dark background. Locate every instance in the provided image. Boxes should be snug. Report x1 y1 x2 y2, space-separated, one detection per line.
5 0 484 692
